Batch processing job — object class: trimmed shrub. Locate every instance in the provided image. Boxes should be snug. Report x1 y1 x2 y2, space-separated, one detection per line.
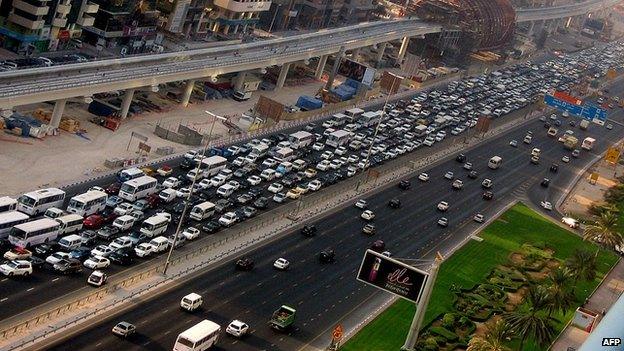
430 326 459 342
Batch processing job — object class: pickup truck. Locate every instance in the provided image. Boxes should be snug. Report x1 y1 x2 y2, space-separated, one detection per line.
269 305 296 331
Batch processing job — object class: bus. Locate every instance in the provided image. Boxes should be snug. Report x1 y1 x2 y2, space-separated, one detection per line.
17 188 66 216
361 111 383 127
173 320 221 351
66 190 108 216
345 107 364 122
0 197 17 213
55 214 84 235
288 131 314 149
200 156 228 177
117 167 145 182
140 215 169 237
0 211 30 238
581 137 595 151
9 218 61 247
118 176 158 202
326 130 352 148
190 201 215 221
488 156 503 169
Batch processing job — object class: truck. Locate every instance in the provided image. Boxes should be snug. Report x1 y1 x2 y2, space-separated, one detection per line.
269 305 296 331
581 137 596 150
578 119 590 130
564 136 579 150
296 96 323 111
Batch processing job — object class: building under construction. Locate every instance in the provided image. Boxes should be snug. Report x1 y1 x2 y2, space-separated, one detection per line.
409 0 516 64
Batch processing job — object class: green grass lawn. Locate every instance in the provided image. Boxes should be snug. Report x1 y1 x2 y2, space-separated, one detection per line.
341 203 618 351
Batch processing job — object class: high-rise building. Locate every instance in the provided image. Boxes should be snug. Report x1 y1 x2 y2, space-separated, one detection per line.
0 0 98 53
205 0 272 37
294 0 344 29
340 0 375 25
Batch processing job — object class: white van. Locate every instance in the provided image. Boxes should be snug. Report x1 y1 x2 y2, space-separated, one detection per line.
260 169 277 181
148 236 169 253
55 214 84 235
216 184 235 198
189 202 215 221
158 188 177 203
140 215 169 237
113 215 135 231
58 234 84 251
180 293 203 312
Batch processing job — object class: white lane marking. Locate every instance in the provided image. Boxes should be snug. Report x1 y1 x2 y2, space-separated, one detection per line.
51 277 60 282
26 287 34 292
0 298 7 302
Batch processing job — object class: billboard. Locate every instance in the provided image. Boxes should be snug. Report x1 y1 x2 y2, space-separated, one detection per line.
357 250 429 303
339 59 375 87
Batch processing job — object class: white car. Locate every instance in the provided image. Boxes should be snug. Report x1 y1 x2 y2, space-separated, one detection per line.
247 175 262 186
444 171 454 180
361 210 375 221
109 236 133 250
316 160 331 171
335 147 348 156
423 138 435 147
156 212 172 223
176 187 191 198
473 214 485 223
482 178 493 188
84 256 110 269
46 252 70 265
308 180 322 191
320 151 334 160
438 217 449 227
273 258 290 270
134 243 154 258
312 142 325 151
0 260 32 276
198 179 212 190
541 201 553 210
347 155 359 163
273 192 286 203
561 155 570 163
114 203 134 216
226 320 249 337
355 199 368 209
437 201 449 211
329 159 343 170
268 183 284 194
232 156 246 167
210 175 227 187
463 162 473 170
509 140 518 147
182 227 201 240
219 212 238 227
418 173 429 182
452 179 464 189
91 245 114 257
162 177 181 188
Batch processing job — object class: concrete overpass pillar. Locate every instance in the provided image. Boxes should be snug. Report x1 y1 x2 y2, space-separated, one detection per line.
50 98 67 128
315 55 328 80
233 71 247 92
527 21 535 36
181 79 196 107
325 46 346 90
397 36 410 63
120 88 135 120
276 63 291 90
376 42 387 65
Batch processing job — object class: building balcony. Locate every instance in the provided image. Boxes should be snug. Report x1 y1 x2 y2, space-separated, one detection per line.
213 0 272 13
12 0 49 16
55 3 71 14
52 17 67 27
82 2 99 13
76 14 95 27
8 13 45 30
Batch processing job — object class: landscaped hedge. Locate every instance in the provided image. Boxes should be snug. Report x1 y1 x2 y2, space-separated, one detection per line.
430 326 459 342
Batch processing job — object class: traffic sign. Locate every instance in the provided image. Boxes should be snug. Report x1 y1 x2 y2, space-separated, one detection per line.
544 95 583 116
580 104 607 125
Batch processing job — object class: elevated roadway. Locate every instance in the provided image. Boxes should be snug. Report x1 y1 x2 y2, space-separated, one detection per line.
0 0 618 109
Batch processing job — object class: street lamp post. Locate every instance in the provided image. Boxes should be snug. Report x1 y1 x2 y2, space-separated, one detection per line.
268 4 282 34
162 111 226 275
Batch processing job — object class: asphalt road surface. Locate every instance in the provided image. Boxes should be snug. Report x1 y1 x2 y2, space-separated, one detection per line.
45 96 624 350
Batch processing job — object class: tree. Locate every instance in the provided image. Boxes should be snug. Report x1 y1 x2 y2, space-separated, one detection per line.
583 211 623 250
565 249 598 282
467 319 512 351
547 267 576 316
504 286 556 350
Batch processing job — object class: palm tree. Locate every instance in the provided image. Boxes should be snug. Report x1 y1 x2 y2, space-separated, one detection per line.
565 249 598 282
583 211 623 250
504 285 557 351
547 267 576 316
467 319 512 351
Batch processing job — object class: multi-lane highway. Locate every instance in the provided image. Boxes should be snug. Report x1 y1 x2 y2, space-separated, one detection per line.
42 91 624 350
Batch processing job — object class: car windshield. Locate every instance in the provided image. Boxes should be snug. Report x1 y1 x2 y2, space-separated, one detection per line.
6 261 18 268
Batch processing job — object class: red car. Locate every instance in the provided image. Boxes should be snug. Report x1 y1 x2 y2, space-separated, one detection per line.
105 182 121 195
146 193 161 209
83 212 117 229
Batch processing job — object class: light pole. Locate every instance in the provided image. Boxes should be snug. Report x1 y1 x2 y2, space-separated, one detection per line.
163 111 226 275
268 4 282 34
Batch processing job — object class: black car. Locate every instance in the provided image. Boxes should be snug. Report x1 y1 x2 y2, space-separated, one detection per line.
172 202 186 214
34 243 61 257
468 170 478 179
26 256 45 269
541 178 550 187
388 198 401 209
53 259 82 274
398 180 411 190
253 197 269 209
201 220 221 234
550 163 559 173
282 176 296 187
233 168 248 178
109 248 135 266
235 258 254 271
215 199 233 213
127 232 149 245
69 247 92 261
370 240 385 253
301 225 317 237
97 226 120 240
179 159 194 170
456 153 466 163
319 249 336 263
483 191 494 200
544 122 551 129
325 174 339 185
242 206 257 218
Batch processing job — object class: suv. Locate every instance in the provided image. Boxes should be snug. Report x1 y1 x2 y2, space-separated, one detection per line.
53 259 82 274
0 260 32 276
319 249 335 263
456 153 466 163
235 258 254 271
301 225 317 237
388 199 401 208
398 180 411 190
